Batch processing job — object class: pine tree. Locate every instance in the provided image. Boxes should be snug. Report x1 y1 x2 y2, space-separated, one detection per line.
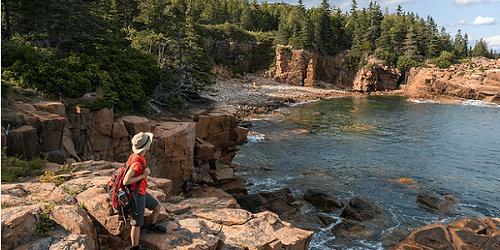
314 0 337 55
403 26 419 58
453 29 467 58
472 38 489 57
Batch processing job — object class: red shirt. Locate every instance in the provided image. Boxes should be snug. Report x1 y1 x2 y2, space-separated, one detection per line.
126 154 148 196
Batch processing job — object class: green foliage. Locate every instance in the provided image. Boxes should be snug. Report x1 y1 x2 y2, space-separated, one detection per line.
472 39 489 57
1 154 46 182
431 51 455 69
397 55 420 72
39 171 67 186
36 207 55 237
199 23 256 42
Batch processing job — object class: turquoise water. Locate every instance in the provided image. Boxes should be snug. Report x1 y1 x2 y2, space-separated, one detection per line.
234 96 500 249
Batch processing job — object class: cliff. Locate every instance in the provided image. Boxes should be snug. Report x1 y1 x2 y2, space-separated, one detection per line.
274 45 355 89
403 57 500 102
1 100 314 250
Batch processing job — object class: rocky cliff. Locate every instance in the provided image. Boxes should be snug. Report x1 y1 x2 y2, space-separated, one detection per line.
2 101 251 194
274 45 355 89
1 100 314 250
352 59 402 92
403 57 500 102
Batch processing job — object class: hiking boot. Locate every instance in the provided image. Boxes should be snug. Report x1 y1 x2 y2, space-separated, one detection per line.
146 223 166 234
130 244 150 250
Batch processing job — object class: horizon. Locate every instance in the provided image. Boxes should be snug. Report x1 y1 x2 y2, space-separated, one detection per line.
261 0 500 52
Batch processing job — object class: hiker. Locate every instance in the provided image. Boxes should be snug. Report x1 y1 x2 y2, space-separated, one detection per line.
123 132 166 250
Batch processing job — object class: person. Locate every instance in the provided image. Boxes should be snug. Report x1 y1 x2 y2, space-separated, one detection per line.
123 132 166 250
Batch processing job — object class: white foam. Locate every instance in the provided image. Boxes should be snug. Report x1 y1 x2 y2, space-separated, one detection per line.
408 98 439 104
462 99 500 107
247 132 266 143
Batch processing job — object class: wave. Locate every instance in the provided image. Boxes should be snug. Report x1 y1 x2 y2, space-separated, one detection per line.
247 132 266 143
408 98 439 104
462 99 500 107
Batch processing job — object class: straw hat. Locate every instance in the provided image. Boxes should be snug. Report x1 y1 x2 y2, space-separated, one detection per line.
131 132 153 154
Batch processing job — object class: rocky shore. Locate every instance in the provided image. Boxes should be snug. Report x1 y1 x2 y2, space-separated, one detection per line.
1 100 313 249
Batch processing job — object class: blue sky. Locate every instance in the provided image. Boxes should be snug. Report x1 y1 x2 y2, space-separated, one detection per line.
262 0 500 51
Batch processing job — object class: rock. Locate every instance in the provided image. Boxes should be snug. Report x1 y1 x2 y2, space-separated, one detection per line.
141 220 222 250
90 108 114 137
193 208 252 226
6 125 40 159
352 62 401 92
148 177 174 196
274 45 354 88
50 205 97 250
210 162 235 181
75 187 124 236
332 219 376 241
416 192 457 212
318 214 337 226
195 139 217 161
150 122 196 193
230 126 249 145
303 189 343 212
33 102 66 117
1 182 72 207
49 234 95 250
121 115 150 136
164 196 239 215
16 237 54 250
219 211 313 249
215 176 247 198
340 197 382 222
1 204 43 249
393 217 500 250
404 58 500 103
188 186 235 200
238 188 299 220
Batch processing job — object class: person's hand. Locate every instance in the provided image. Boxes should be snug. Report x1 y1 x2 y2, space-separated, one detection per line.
143 168 151 178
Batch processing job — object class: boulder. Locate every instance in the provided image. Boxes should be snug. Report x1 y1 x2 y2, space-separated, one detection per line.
50 205 97 250
193 208 252 226
238 188 299 220
121 115 150 136
215 176 247 198
230 126 249 145
1 182 73 207
416 192 457 212
164 196 239 215
303 189 343 212
33 102 66 117
75 187 124 236
49 234 95 250
6 125 40 159
150 122 196 193
210 162 235 181
340 197 383 222
195 139 217 161
393 217 500 250
1 204 43 249
332 219 377 241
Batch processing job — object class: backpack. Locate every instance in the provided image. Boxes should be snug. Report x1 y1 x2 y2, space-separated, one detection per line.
108 157 143 221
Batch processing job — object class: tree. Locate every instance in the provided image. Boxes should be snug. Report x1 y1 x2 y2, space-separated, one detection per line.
314 0 337 55
453 29 467 58
472 39 489 57
403 26 419 59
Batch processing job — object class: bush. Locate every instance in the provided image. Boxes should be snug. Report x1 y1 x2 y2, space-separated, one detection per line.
1 155 47 182
397 55 421 72
199 23 256 42
431 51 454 69
1 39 162 112
36 205 55 237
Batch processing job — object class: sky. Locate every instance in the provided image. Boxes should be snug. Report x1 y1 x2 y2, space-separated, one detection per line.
262 0 500 51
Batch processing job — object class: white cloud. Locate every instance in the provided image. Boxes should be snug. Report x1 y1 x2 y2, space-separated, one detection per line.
450 20 468 26
455 0 500 5
485 35 500 48
473 16 496 25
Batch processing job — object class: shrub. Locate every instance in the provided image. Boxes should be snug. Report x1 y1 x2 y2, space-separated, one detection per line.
431 51 454 69
36 205 55 237
1 155 46 182
397 55 421 72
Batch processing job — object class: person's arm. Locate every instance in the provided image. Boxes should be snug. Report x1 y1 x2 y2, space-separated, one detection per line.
123 165 150 186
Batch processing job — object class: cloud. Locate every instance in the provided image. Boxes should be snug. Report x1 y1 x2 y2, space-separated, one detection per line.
450 20 468 26
455 0 500 5
485 35 500 48
473 16 496 25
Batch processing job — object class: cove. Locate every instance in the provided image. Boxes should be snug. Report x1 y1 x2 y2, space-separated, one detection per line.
234 96 500 249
